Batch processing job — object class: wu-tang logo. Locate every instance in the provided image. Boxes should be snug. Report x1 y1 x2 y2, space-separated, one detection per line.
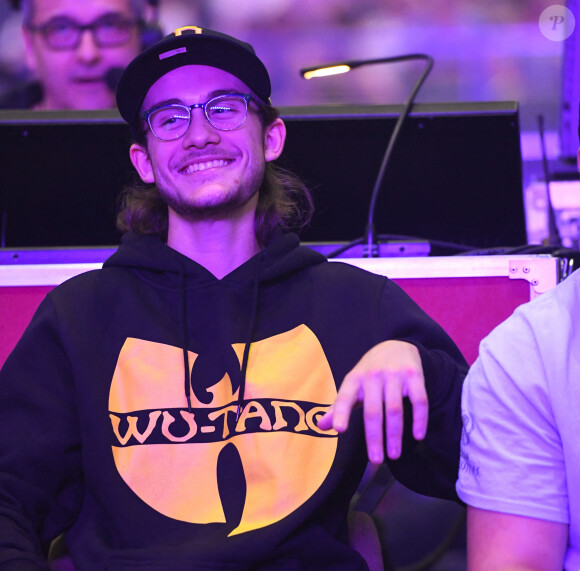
109 325 338 536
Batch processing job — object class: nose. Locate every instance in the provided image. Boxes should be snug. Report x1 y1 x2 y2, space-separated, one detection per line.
76 29 100 63
181 108 221 148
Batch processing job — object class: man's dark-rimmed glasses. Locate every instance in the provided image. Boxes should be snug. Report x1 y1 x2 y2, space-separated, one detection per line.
26 15 140 50
141 93 254 141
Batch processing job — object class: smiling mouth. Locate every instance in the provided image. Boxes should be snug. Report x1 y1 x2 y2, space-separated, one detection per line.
181 159 232 175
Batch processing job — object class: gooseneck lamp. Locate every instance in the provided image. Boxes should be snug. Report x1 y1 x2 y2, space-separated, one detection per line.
300 54 434 257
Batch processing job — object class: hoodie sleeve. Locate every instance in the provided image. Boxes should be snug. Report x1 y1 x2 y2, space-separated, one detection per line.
378 280 468 501
0 295 83 568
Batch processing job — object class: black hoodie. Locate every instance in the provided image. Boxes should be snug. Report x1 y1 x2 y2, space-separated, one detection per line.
0 230 467 570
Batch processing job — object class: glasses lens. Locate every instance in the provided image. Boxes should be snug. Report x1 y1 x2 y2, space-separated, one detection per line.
42 18 79 49
149 106 191 140
93 16 135 47
206 95 248 130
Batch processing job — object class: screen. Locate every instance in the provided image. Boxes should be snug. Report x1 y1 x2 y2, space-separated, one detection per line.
0 110 133 248
279 102 525 251
0 102 526 251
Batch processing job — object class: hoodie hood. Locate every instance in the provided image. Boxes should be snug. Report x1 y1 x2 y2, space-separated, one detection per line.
103 229 325 285
103 228 327 417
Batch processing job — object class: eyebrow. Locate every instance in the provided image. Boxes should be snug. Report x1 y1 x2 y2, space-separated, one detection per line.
42 11 131 23
144 89 248 111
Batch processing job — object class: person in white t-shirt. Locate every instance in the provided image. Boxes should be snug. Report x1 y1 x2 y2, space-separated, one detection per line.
457 258 580 569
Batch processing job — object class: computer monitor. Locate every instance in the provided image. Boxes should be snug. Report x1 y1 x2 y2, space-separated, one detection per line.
0 110 132 248
280 101 525 252
0 102 526 251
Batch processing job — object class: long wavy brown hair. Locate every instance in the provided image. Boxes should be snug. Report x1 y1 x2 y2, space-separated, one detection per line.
116 99 314 247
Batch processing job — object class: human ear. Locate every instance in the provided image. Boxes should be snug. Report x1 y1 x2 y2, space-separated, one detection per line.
130 143 155 184
263 118 286 163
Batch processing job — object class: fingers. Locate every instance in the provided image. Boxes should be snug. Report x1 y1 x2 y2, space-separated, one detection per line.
317 375 361 432
320 369 427 463
406 368 428 441
362 371 387 464
382 366 428 460
321 372 362 433
316 407 334 431
383 373 404 460
318 341 430 464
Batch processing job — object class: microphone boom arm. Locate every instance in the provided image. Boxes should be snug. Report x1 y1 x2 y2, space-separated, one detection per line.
363 55 434 256
301 54 434 257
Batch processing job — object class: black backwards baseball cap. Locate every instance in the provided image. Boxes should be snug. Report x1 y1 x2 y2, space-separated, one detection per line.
116 25 272 128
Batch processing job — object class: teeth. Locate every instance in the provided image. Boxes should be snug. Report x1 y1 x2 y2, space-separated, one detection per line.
183 159 228 174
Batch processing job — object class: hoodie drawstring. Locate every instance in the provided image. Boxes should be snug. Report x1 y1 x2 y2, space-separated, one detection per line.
236 254 262 421
180 266 193 413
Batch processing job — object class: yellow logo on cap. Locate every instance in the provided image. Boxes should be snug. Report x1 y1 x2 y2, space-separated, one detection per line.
174 26 203 36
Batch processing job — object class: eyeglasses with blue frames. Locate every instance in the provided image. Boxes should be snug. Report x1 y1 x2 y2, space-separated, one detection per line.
26 14 140 50
141 93 254 141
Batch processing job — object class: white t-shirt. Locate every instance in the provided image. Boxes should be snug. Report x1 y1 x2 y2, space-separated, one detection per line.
457 268 580 570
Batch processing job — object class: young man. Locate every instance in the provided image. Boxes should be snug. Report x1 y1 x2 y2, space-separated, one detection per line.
1 0 155 110
0 27 467 569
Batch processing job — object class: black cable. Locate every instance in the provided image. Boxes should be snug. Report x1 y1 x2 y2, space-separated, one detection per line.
300 55 434 259
0 211 6 248
324 234 474 259
325 237 364 258
363 55 434 257
538 114 562 247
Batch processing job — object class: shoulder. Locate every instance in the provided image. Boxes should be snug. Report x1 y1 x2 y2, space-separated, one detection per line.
462 272 575 406
510 268 579 328
0 82 42 109
321 260 387 280
47 266 129 305
308 259 413 303
477 269 579 371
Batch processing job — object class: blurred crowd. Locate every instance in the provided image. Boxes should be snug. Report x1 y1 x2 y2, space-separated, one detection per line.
0 0 566 130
